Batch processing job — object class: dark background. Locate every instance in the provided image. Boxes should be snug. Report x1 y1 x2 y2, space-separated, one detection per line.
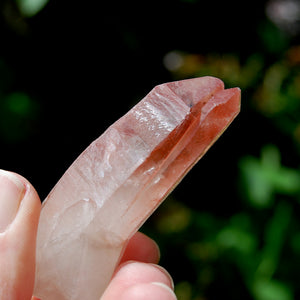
0 0 266 195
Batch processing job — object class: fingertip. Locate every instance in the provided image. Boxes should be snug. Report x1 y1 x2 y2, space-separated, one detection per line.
120 232 160 264
0 170 41 299
12 174 41 235
119 282 177 300
101 262 175 300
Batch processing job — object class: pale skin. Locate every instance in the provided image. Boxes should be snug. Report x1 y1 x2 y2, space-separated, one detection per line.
0 170 177 300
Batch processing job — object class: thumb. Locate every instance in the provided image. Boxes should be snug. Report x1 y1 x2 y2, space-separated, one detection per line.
0 170 41 300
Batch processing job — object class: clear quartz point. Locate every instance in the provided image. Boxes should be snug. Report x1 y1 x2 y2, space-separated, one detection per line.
34 76 241 300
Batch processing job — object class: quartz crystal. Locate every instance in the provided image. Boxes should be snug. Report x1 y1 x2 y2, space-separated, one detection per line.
34 76 240 300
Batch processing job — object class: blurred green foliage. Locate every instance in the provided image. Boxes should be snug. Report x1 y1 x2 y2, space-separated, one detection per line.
1 0 300 299
0 92 39 141
240 145 300 207
17 0 49 17
143 2 300 299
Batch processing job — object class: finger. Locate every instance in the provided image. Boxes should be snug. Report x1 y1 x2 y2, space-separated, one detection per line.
0 170 41 300
101 261 176 300
117 282 177 300
119 232 160 264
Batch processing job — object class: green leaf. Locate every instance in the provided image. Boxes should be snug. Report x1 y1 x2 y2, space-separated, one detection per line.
253 279 293 300
257 202 292 279
239 145 300 208
17 0 48 17
261 145 281 170
217 226 256 254
239 156 274 208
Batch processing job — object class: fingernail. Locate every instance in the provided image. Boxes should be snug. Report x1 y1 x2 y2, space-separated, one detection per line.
151 282 177 299
150 264 174 289
0 170 25 233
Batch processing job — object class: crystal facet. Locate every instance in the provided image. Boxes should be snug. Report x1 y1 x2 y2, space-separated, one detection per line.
34 76 240 300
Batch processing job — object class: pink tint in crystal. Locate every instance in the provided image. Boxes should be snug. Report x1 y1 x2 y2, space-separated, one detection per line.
34 76 240 300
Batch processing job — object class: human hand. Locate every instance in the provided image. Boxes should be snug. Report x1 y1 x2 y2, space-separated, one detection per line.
0 170 177 300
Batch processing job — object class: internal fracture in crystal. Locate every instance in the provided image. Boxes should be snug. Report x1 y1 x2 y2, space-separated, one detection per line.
34 76 241 300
